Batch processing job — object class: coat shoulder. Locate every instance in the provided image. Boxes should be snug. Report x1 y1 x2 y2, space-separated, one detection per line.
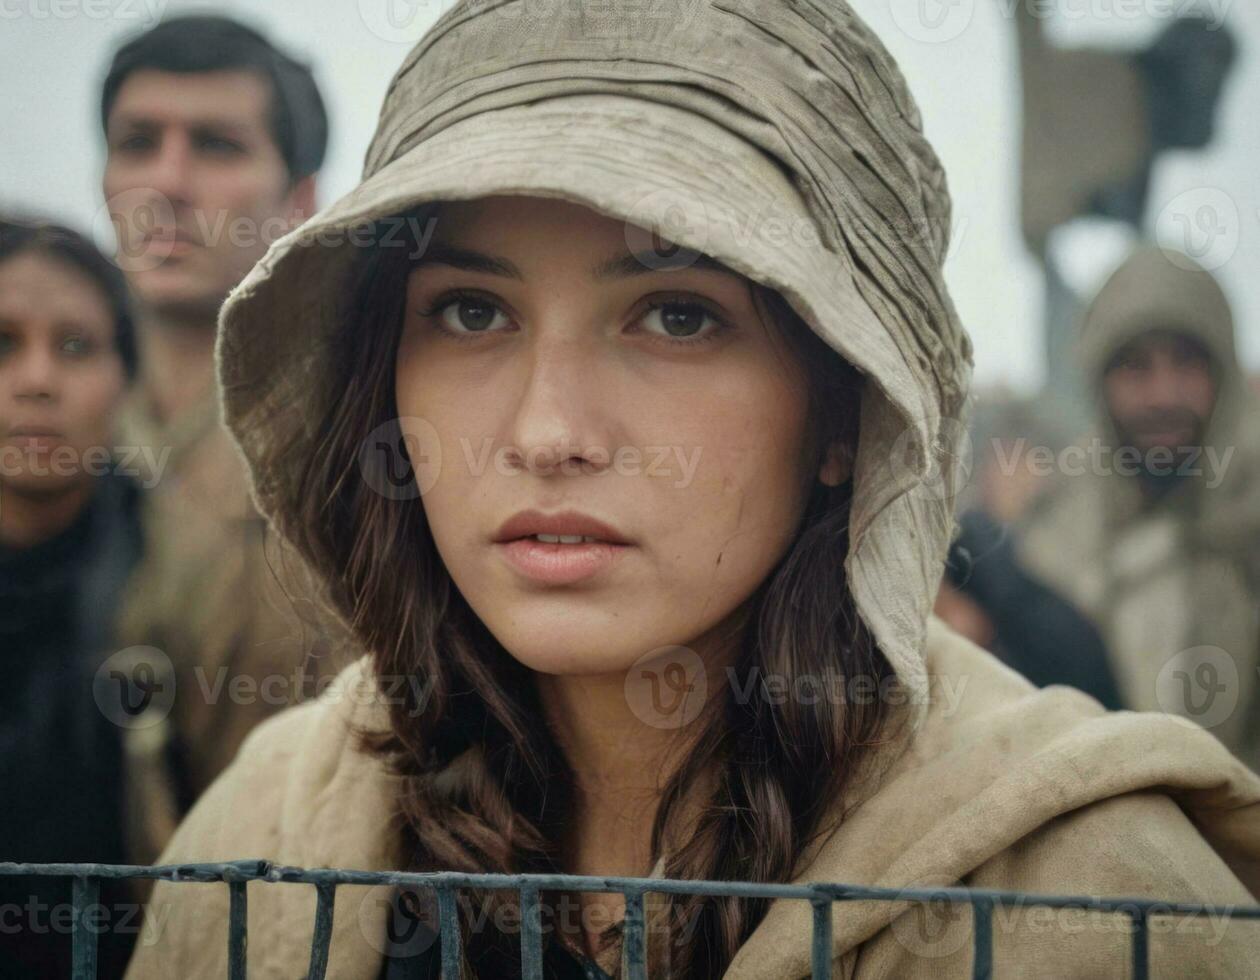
853 788 1259 979
124 656 386 979
841 622 1260 978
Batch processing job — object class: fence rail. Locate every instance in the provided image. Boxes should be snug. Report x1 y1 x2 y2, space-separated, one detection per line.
3 860 1259 979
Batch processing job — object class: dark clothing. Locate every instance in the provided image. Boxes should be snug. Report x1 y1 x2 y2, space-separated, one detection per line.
946 509 1124 710
377 887 615 980
0 471 143 979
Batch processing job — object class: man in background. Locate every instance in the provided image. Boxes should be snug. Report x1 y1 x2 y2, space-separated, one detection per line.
99 15 346 861
1016 245 1260 768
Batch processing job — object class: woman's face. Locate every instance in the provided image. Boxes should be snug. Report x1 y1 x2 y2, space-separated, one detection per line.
396 195 842 677
0 251 126 499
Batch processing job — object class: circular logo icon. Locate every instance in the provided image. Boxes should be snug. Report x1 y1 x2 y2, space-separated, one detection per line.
93 646 176 730
1154 188 1240 272
888 880 972 961
357 0 455 44
623 188 712 273
888 415 973 505
359 416 442 501
358 885 441 958
93 189 178 274
625 645 707 730
1155 645 1239 730
889 0 976 45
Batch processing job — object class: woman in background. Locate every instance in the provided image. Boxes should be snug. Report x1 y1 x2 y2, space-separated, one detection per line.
0 217 142 978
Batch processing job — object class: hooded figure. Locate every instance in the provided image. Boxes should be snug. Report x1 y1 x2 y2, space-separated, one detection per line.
125 3 1260 978
1017 245 1260 771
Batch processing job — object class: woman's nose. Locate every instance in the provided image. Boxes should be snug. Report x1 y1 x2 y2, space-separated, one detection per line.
505 340 614 477
11 344 59 402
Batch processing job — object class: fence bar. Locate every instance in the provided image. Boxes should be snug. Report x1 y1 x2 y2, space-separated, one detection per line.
438 886 462 979
7 862 1259 922
520 885 543 980
3 860 1256 979
71 875 100 980
810 895 833 979
228 879 248 980
622 890 647 980
306 882 337 980
971 897 993 980
1131 908 1150 980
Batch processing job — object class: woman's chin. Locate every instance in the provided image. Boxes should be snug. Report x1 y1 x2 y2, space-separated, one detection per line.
488 625 664 679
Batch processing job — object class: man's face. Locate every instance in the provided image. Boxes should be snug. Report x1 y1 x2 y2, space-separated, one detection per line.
1103 330 1218 457
102 69 313 321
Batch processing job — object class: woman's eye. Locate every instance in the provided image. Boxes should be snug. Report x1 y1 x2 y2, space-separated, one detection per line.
640 301 726 344
61 336 94 357
427 294 512 337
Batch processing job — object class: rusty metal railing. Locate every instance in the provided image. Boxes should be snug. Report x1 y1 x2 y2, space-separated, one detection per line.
3 860 1258 979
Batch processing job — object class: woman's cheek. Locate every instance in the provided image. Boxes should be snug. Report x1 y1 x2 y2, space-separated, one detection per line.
661 448 775 590
69 359 126 457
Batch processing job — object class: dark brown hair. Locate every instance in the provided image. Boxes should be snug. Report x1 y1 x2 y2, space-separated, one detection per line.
100 14 328 184
285 211 896 976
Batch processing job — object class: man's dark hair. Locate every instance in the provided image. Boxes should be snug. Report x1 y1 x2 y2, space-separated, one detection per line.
100 15 329 183
0 217 138 381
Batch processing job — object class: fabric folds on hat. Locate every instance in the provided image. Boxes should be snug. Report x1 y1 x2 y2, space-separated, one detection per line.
217 0 973 708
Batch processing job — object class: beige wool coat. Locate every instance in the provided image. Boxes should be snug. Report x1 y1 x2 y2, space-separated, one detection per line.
125 618 1260 979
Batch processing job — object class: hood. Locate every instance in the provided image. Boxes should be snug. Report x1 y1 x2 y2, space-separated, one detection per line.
1077 243 1260 549
214 0 973 710
1080 244 1240 423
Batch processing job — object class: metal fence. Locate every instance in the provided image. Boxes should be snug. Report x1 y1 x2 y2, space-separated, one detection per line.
3 860 1259 980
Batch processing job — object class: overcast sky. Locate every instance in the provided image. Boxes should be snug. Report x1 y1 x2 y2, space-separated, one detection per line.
2 0 1255 390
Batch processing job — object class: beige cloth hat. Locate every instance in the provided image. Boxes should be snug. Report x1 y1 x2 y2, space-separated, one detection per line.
216 0 973 707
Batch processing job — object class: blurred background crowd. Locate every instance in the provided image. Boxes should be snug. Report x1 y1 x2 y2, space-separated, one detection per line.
1 1 1257 976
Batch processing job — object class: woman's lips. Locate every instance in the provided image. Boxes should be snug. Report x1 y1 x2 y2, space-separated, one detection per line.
495 536 631 586
7 428 64 453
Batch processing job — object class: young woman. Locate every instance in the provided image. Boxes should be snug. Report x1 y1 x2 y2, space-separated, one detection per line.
125 3 1260 978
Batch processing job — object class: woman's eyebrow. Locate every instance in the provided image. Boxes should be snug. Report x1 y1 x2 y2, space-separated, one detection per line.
411 244 522 278
412 244 733 280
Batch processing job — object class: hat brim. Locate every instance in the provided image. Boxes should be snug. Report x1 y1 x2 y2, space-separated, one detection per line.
220 91 929 455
